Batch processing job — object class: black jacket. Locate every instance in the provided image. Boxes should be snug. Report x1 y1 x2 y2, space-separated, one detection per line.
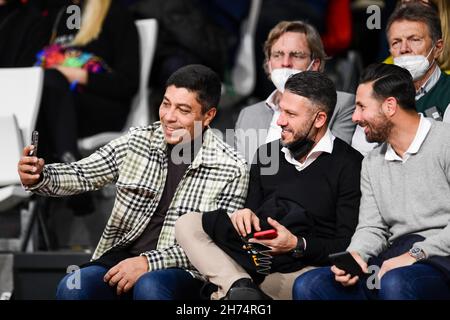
204 138 363 281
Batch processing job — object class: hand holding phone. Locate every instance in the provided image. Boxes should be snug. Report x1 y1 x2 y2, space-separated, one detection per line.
328 251 367 278
252 229 278 240
28 130 39 157
18 130 44 187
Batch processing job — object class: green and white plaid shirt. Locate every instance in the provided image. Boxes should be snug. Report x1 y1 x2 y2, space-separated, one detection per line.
28 122 249 275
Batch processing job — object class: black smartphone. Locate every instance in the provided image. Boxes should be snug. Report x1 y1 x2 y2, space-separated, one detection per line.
328 251 366 278
28 130 39 157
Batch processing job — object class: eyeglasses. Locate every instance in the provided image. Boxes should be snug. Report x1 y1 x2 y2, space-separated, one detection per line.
390 37 426 51
270 51 312 62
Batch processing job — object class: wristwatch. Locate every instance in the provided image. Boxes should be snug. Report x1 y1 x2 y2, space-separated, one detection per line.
408 247 426 261
291 237 306 258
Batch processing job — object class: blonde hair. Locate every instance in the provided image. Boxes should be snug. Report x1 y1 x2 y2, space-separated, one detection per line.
71 0 111 46
433 0 450 70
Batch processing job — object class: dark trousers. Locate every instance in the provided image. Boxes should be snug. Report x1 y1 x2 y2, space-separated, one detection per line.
293 264 450 300
56 265 205 300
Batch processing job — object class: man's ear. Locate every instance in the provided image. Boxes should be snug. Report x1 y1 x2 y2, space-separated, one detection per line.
311 58 321 72
382 97 398 117
314 111 328 128
433 39 444 60
202 107 217 127
266 61 272 74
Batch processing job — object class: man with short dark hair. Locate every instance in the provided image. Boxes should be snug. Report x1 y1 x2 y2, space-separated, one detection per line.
294 63 450 300
18 64 249 300
176 71 362 300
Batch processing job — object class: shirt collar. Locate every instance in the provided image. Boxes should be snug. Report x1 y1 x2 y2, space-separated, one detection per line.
265 90 280 111
385 114 431 162
281 128 335 168
416 66 441 100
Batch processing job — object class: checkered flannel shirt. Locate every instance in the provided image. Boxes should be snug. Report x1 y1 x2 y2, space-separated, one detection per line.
27 122 249 276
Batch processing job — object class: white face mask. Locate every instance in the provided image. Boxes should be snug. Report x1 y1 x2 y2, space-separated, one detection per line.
270 60 315 92
393 46 435 80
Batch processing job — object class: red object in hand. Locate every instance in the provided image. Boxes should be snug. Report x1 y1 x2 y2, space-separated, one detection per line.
253 229 277 240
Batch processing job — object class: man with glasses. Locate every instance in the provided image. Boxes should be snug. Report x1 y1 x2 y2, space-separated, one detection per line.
235 20 356 164
388 3 450 120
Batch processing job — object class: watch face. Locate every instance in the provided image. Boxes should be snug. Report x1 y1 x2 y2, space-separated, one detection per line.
410 247 426 260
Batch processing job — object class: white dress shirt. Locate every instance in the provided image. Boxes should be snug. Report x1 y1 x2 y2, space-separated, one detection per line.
385 114 431 163
281 128 335 171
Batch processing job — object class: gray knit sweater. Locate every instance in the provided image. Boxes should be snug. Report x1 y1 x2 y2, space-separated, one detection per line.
348 120 450 262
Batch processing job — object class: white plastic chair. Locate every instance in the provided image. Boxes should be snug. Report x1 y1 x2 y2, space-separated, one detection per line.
78 19 158 152
0 67 43 145
0 114 30 212
0 67 42 211
231 0 261 97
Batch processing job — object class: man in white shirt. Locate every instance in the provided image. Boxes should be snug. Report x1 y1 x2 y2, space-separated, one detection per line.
352 3 450 155
388 2 449 118
294 63 450 300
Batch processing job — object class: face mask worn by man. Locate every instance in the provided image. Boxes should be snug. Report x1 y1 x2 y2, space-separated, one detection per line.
393 45 435 80
284 113 318 160
270 60 315 92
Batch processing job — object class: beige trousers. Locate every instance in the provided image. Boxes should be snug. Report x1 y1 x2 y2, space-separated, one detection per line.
175 212 316 300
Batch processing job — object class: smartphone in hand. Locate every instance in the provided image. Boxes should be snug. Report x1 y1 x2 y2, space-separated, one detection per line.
328 251 366 278
28 130 39 157
253 229 278 240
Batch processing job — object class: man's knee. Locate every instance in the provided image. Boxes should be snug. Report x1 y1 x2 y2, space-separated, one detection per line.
379 268 413 299
133 271 171 300
293 267 333 300
175 212 202 245
56 265 108 300
56 273 77 300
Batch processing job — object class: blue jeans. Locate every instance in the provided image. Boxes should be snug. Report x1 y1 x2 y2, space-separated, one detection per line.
293 264 450 300
56 265 204 300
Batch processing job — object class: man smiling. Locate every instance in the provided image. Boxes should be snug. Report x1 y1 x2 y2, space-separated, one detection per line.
18 64 249 300
176 71 362 300
294 63 450 300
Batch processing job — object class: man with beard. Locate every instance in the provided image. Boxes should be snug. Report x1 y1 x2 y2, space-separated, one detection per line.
235 20 356 164
293 63 450 300
18 64 249 300
175 71 363 300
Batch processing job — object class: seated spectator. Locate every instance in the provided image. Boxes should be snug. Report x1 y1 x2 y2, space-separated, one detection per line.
176 71 362 300
353 3 450 154
18 64 249 300
294 63 450 300
252 0 352 99
384 0 450 74
35 0 139 163
235 20 356 164
388 3 450 117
